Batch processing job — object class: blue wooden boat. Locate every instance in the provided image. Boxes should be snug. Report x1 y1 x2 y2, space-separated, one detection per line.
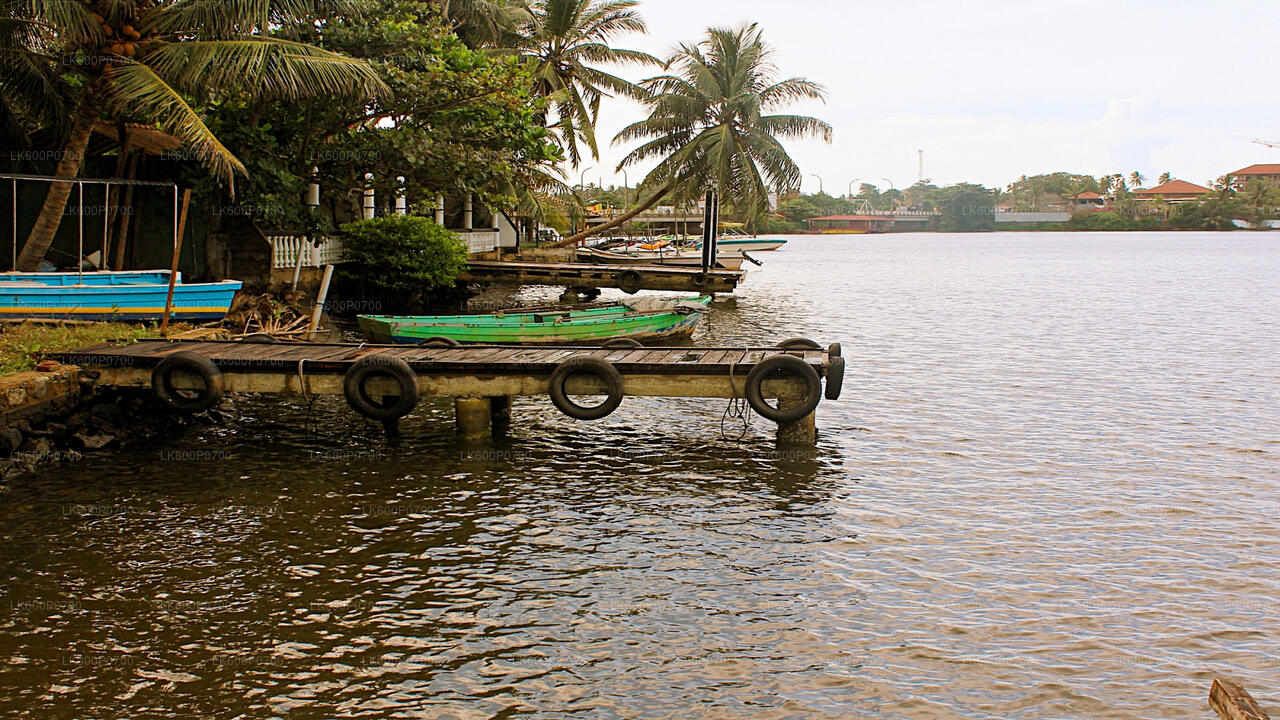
0 270 242 321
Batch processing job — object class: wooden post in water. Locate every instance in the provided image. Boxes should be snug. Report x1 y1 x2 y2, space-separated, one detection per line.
455 398 492 441
307 264 334 341
1210 677 1271 720
159 188 192 337
775 381 817 445
489 396 512 436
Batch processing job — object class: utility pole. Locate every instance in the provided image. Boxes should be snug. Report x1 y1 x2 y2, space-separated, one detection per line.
918 150 924 184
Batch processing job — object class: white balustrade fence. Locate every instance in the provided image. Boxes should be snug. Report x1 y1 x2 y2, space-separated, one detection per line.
267 235 345 269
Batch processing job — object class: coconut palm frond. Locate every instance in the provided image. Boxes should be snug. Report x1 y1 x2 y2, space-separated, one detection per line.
103 62 246 182
145 38 388 102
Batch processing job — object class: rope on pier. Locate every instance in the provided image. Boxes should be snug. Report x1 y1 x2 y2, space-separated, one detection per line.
720 348 751 441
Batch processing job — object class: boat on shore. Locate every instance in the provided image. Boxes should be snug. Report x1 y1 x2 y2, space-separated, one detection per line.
359 296 711 345
0 270 242 321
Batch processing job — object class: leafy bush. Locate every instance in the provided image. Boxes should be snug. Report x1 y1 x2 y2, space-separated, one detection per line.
340 216 468 295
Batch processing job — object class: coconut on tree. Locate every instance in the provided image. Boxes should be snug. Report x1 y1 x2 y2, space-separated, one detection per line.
5 0 387 271
548 22 832 247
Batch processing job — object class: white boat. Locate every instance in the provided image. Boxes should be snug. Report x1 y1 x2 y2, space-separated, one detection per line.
577 247 747 271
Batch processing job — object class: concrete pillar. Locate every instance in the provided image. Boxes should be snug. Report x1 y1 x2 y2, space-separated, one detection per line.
489 396 512 436
305 167 320 208
463 193 473 230
395 176 407 215
362 173 375 220
455 397 492 441
434 194 445 225
774 383 817 445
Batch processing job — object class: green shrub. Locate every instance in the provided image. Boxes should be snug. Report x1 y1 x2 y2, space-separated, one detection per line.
340 215 468 295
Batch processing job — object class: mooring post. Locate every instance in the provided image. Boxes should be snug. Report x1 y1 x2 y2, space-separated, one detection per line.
489 396 512 436
455 397 492 441
775 382 817 446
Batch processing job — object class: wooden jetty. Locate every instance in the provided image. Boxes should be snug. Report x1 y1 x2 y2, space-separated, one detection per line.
55 339 844 444
462 259 744 295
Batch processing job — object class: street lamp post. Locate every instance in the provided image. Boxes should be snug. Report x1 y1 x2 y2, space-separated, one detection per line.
810 173 823 195
881 177 895 212
847 178 861 199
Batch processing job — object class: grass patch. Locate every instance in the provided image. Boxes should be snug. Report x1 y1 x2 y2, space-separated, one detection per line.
0 322 153 375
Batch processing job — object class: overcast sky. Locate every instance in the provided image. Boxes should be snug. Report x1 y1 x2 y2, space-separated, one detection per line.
575 0 1280 194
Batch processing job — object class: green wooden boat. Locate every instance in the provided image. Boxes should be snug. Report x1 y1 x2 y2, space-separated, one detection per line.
358 296 711 345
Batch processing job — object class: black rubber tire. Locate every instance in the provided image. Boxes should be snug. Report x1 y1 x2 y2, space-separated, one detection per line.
343 354 419 421
617 270 642 295
601 337 642 349
691 272 708 287
825 355 845 400
547 356 624 420
241 333 279 344
744 354 822 423
421 336 459 348
776 337 823 350
152 351 224 413
827 342 842 358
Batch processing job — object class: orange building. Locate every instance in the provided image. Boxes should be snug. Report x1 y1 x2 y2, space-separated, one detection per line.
1134 179 1212 203
1231 164 1280 185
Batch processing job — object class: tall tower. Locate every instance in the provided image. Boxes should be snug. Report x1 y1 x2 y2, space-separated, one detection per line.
918 150 924 184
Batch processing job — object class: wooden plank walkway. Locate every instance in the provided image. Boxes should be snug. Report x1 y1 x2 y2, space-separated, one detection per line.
55 340 818 377
54 340 837 443
462 260 744 294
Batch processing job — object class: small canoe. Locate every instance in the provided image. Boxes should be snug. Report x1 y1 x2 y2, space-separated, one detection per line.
0 270 242 321
359 296 711 345
707 237 787 252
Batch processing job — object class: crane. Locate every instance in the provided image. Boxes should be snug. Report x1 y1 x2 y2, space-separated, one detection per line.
1253 139 1279 148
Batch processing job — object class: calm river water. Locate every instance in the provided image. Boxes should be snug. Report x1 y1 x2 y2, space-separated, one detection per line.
2 231 1277 719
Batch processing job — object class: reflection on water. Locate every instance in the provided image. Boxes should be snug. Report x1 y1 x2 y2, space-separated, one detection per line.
2 232 1278 718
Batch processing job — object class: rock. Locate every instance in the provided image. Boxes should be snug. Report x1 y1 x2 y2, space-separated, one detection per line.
22 437 52 455
74 432 116 450
44 422 67 435
90 403 123 422
66 411 91 429
0 427 22 453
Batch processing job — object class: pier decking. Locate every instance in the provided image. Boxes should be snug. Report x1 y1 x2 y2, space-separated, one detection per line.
462 260 744 294
55 340 841 444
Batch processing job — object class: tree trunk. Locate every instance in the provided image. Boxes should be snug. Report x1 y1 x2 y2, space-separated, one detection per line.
16 89 102 271
547 182 674 248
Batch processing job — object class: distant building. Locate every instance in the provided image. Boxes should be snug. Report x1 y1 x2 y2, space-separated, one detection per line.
1068 191 1107 208
804 214 893 233
1231 164 1280 185
1133 179 1212 203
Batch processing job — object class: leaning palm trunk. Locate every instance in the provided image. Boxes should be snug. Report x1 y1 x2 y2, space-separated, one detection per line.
546 181 673 247
16 89 102 271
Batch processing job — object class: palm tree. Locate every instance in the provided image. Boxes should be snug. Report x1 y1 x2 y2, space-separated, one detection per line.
548 22 831 246
1129 171 1145 189
1158 171 1172 185
512 0 660 167
6 0 386 271
438 0 529 48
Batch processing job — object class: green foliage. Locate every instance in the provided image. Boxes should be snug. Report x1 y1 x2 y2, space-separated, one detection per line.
1070 211 1159 231
196 1 561 230
616 23 831 221
0 322 148 375
933 184 995 231
750 214 805 234
340 216 468 294
1005 172 1101 209
777 196 823 223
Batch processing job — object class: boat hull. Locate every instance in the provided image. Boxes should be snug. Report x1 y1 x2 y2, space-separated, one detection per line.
577 248 745 270
359 297 710 345
0 271 242 321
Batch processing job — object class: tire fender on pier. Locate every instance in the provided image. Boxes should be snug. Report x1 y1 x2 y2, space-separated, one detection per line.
343 354 419 421
825 355 845 400
152 351 224 413
548 356 625 420
617 270 642 295
744 354 822 423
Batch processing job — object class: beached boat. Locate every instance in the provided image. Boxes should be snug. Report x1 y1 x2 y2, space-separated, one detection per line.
577 247 747 270
0 270 242 321
359 296 711 345
709 236 787 252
